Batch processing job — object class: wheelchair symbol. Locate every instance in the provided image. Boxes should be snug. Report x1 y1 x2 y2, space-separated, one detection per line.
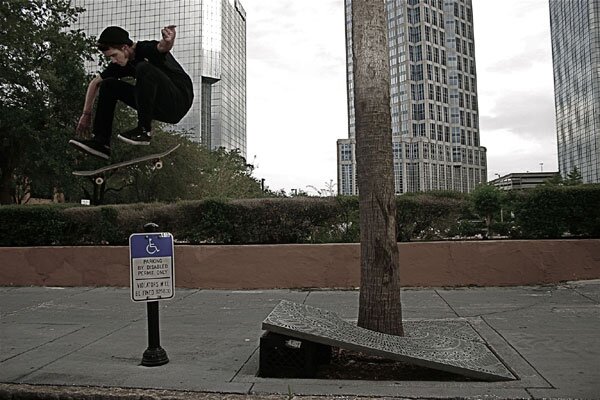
146 237 160 255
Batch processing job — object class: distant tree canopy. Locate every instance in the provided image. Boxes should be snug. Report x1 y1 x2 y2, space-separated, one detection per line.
0 0 96 204
565 166 583 185
83 124 269 205
544 167 584 187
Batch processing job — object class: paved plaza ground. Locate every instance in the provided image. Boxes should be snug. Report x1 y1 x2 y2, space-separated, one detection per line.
1 281 599 399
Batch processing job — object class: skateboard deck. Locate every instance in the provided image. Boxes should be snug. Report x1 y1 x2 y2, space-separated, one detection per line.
73 144 180 185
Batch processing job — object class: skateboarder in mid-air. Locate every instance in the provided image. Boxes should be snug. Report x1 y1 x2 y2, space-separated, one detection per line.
69 25 194 160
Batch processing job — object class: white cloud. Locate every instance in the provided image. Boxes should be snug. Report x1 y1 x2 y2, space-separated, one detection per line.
472 0 558 179
245 0 347 193
483 129 558 177
244 0 558 192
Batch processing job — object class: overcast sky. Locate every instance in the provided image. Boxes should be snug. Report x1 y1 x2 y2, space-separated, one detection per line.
244 0 557 194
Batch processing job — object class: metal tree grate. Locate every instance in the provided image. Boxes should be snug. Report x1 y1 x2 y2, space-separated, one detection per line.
261 300 516 381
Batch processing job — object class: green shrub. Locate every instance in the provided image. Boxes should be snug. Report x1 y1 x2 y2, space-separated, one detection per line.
396 194 468 241
564 185 600 237
447 219 487 238
331 196 360 243
1 186 599 246
513 185 600 238
61 206 126 245
0 205 69 246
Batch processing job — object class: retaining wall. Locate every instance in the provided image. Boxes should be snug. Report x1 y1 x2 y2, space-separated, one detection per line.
1 240 599 288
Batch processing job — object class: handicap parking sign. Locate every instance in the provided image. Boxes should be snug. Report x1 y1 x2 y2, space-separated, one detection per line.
129 232 175 302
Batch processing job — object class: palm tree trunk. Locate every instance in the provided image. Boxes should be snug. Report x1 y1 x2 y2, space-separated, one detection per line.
352 0 404 336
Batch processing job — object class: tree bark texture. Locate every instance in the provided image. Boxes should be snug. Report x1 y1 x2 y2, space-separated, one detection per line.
352 0 404 335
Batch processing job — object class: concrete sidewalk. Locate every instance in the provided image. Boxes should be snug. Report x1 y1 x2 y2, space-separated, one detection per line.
1 281 599 399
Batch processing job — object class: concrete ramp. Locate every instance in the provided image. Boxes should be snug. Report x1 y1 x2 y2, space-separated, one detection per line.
262 300 516 381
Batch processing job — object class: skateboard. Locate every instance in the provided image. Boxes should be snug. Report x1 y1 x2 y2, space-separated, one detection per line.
72 144 181 185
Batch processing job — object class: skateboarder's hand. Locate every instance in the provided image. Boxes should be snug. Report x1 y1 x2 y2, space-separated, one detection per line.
161 25 176 43
76 113 92 137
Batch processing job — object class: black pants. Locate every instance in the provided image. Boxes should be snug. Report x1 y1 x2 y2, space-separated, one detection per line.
93 61 192 146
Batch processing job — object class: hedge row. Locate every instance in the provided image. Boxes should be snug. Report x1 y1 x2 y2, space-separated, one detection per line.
0 195 465 246
511 185 600 238
1 185 599 246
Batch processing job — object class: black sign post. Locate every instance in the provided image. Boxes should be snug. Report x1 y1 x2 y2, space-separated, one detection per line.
142 300 168 366
140 222 169 367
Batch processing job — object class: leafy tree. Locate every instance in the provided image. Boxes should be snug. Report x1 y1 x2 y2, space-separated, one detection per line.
470 184 504 237
352 0 403 335
197 146 267 200
72 119 267 204
0 0 95 204
544 173 564 186
306 180 337 197
565 166 583 186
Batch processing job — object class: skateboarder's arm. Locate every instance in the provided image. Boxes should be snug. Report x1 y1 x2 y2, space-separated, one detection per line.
76 75 103 134
157 25 176 53
82 75 103 115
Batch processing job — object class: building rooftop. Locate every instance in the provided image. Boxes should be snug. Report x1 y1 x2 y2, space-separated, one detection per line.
489 171 560 190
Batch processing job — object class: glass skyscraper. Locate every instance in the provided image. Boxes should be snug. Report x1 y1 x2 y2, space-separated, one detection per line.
549 0 600 183
72 0 247 157
338 0 487 195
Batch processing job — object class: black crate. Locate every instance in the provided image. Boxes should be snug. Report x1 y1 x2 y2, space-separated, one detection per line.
258 331 331 378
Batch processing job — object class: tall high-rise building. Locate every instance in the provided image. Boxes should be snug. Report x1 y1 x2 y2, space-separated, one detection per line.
73 0 247 157
338 0 487 195
549 0 600 183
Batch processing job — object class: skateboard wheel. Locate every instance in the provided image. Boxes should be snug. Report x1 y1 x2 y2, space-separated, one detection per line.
95 177 104 185
155 161 163 170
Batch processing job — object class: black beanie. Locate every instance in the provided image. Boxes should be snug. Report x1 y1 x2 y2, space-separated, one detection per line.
97 26 133 48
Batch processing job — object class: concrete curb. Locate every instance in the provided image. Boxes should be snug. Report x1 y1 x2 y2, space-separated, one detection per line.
0 383 299 400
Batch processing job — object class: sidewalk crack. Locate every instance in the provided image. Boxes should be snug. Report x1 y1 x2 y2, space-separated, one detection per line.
569 286 599 304
1 325 87 363
482 315 555 390
438 287 555 318
301 291 311 304
229 344 258 383
12 321 136 381
434 289 460 317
